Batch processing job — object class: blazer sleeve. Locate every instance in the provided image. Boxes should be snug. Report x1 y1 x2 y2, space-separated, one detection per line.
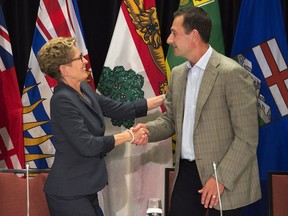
146 67 179 141
214 62 259 191
96 94 148 120
81 81 148 120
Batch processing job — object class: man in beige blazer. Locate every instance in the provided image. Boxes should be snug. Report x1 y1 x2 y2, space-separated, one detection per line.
134 6 261 216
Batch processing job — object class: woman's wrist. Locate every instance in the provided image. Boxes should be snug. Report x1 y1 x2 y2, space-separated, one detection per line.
114 129 135 146
147 94 165 110
125 129 135 144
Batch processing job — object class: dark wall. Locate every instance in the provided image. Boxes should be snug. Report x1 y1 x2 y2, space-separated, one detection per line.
1 0 287 92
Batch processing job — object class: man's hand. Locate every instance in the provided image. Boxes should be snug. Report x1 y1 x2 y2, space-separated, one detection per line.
198 177 224 208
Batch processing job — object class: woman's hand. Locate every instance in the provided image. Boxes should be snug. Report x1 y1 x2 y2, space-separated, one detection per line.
146 94 165 110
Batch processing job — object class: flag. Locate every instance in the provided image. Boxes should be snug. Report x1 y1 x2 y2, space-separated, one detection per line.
0 6 25 169
97 0 172 215
22 0 94 169
165 0 225 83
231 0 288 215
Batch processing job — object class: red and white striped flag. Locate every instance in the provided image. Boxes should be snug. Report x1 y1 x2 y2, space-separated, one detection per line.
97 0 172 215
22 0 94 169
0 6 25 169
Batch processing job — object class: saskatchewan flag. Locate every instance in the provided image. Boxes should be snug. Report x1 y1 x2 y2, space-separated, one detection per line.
166 0 225 82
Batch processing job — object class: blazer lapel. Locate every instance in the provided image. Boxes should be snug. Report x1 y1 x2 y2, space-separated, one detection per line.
175 65 188 140
194 51 220 129
80 85 104 120
57 82 103 121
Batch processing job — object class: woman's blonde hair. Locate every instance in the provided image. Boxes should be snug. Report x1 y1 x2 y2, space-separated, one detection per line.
37 37 77 81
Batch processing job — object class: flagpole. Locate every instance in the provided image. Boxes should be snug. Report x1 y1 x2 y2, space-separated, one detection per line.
26 163 30 216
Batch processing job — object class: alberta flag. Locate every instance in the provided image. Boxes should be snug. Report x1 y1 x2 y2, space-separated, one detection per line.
97 0 172 215
22 0 94 169
0 6 24 169
166 0 225 82
231 0 288 215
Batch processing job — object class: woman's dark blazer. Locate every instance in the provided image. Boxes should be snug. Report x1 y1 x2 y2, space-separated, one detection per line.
44 81 147 196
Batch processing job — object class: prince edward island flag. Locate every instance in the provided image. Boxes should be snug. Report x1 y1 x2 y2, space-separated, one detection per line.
231 0 288 215
97 0 172 215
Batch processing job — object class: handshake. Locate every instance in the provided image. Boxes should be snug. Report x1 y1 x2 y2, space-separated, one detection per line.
126 123 149 146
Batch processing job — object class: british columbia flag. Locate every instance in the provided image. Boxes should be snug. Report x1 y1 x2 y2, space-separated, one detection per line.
0 6 25 169
22 0 94 169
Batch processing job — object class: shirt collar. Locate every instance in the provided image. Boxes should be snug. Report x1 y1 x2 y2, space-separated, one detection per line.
186 46 212 70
